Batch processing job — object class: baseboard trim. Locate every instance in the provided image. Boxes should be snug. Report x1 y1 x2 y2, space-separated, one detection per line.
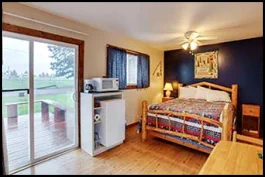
127 122 138 128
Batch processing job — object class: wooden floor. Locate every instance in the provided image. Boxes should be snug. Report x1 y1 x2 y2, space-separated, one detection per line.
14 125 208 175
4 113 74 172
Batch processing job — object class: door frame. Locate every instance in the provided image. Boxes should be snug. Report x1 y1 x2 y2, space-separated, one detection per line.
2 22 84 171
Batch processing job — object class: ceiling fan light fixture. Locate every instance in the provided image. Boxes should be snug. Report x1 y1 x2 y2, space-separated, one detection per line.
182 43 189 50
190 41 197 50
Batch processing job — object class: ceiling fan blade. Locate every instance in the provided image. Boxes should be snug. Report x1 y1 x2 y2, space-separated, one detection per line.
195 40 203 45
196 36 217 40
177 40 189 45
190 32 199 40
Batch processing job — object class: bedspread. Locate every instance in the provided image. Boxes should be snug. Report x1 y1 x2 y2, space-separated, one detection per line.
147 98 233 146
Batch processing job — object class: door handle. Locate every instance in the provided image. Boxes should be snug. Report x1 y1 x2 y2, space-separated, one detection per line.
72 91 76 102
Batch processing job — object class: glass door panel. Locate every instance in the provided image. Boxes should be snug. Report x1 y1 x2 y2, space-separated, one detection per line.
2 36 30 172
33 41 77 159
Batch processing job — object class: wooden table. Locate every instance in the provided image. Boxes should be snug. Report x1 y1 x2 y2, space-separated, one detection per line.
162 97 174 102
199 141 263 175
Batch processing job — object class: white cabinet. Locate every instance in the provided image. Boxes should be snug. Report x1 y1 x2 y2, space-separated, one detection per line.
80 92 125 156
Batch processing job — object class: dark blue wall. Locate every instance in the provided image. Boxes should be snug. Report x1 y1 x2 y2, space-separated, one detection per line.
164 37 263 132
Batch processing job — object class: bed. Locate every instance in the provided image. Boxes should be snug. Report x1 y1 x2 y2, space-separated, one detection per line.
141 82 238 154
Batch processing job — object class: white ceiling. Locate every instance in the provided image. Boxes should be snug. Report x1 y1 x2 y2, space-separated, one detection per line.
24 2 263 51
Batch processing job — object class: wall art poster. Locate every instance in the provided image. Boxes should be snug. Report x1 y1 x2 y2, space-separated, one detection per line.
194 51 218 78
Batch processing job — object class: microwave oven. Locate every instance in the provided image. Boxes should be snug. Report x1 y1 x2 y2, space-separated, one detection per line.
92 77 119 92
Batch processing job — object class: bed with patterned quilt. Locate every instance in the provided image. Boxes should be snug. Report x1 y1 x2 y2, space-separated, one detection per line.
141 82 238 154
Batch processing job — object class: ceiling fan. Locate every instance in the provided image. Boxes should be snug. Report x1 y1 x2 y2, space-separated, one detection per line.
178 31 217 54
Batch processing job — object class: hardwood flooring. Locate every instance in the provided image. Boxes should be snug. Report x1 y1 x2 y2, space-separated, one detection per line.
14 125 208 175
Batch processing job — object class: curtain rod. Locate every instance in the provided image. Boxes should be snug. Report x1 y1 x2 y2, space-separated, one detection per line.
3 11 90 36
106 44 149 57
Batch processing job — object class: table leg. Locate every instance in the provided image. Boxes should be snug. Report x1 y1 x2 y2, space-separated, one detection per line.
54 107 65 122
54 107 66 136
41 102 49 120
7 104 18 127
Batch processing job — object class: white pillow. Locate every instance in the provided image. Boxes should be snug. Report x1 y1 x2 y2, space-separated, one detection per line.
188 86 196 89
195 86 209 100
178 86 197 99
206 89 231 102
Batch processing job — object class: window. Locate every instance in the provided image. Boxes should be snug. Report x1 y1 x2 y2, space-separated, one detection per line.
126 53 138 86
107 45 150 89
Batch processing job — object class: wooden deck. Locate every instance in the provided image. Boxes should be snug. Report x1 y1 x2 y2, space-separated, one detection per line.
3 113 75 172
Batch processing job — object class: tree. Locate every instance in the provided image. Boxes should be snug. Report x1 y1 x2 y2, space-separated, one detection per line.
21 71 28 78
10 70 18 78
2 70 10 79
48 45 75 79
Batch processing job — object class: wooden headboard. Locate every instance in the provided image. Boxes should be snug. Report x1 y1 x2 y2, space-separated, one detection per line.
178 82 238 109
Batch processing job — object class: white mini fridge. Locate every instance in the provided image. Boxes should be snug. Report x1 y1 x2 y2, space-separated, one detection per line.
99 99 126 148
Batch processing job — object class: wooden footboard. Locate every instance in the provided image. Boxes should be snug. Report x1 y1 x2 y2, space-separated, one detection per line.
141 100 234 153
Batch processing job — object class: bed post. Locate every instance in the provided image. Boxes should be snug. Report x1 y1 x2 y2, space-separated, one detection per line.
221 103 234 141
178 83 183 97
222 110 229 141
142 101 147 142
231 84 238 109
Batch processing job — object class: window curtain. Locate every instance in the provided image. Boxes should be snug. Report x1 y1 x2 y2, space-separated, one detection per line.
137 54 150 88
107 46 127 89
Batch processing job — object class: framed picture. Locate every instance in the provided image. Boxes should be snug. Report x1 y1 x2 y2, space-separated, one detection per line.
194 51 218 79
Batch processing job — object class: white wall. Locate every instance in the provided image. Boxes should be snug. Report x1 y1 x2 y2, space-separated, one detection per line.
2 2 164 125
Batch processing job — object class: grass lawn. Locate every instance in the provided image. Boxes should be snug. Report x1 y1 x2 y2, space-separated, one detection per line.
3 78 73 89
2 93 74 118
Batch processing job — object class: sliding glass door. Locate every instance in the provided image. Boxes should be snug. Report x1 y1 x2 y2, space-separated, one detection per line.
2 31 79 172
2 36 31 172
33 41 78 160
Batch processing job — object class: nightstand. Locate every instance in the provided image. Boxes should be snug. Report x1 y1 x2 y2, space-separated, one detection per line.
162 97 174 102
241 104 260 138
